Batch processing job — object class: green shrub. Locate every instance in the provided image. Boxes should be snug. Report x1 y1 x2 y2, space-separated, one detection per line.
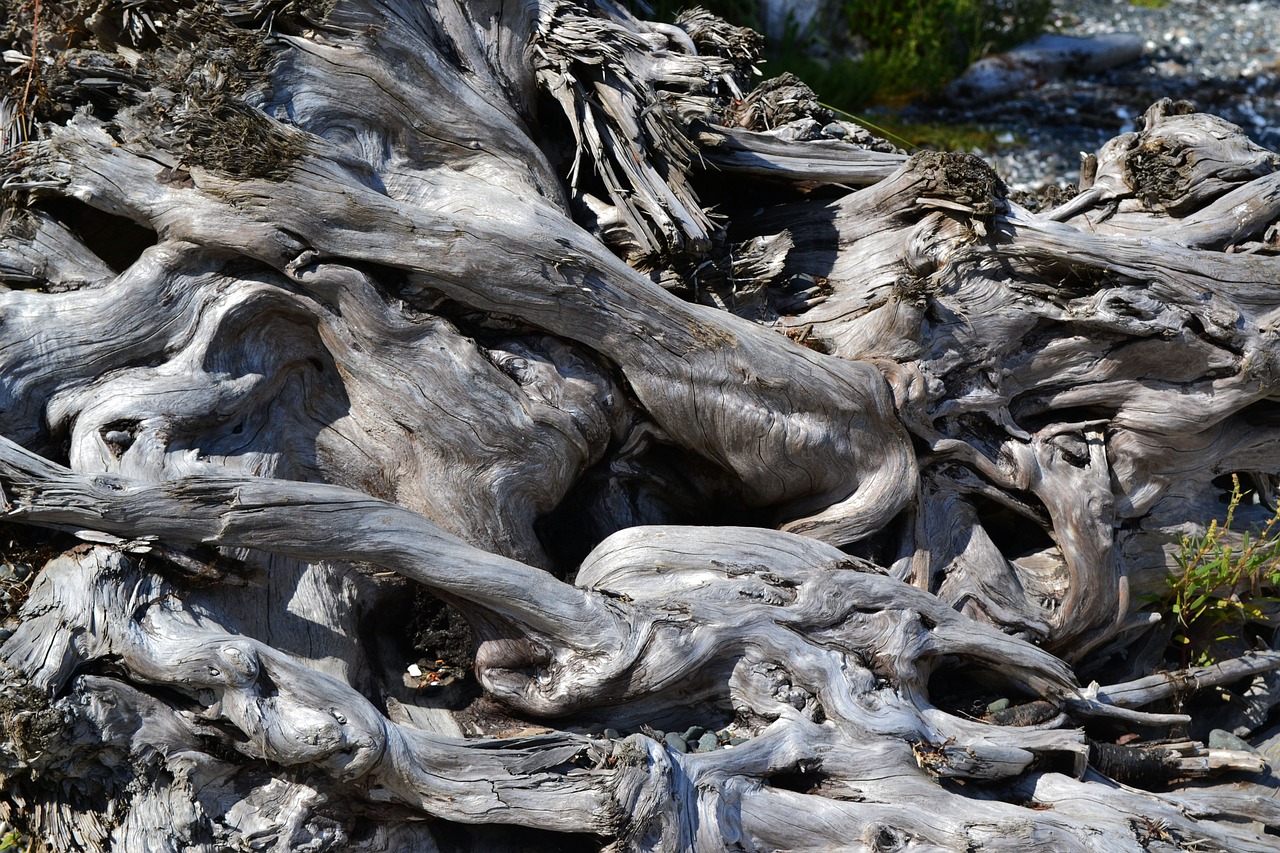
1166 475 1280 666
834 0 1051 104
0 828 31 851
635 1 1052 111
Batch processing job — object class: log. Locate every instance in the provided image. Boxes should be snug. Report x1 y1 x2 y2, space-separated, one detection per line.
0 1 1279 850
948 33 1146 103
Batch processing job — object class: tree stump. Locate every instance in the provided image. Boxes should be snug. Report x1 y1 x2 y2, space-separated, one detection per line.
1 2 1279 851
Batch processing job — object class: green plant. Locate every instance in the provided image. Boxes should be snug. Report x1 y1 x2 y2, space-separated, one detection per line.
0 828 29 851
846 113 1017 151
828 0 1054 107
637 1 1050 111
1167 475 1280 666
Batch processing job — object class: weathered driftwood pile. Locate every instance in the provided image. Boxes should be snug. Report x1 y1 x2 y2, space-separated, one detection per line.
1 1 1280 850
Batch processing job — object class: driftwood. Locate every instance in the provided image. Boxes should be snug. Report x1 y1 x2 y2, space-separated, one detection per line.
947 33 1146 103
1 1 1279 850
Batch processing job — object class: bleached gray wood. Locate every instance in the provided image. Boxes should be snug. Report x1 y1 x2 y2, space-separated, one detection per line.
2 1 1280 850
694 125 906 185
949 33 1145 102
1089 651 1280 710
2 443 1268 851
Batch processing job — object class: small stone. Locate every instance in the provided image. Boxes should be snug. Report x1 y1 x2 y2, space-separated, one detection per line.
986 697 1011 713
12 563 31 581
822 122 847 138
603 728 620 740
682 726 705 743
103 430 133 448
0 628 12 644
729 736 749 746
407 663 423 677
697 732 719 753
664 732 688 753
1208 729 1256 752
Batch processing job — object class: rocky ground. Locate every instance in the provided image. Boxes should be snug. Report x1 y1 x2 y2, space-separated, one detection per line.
892 0 1280 192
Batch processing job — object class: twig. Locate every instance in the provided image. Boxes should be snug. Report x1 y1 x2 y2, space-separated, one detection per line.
1081 650 1280 710
19 0 41 122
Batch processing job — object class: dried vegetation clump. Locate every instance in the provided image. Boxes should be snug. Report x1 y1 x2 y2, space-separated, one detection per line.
0 0 310 181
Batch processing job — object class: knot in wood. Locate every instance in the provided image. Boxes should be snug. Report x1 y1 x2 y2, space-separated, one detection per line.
216 644 260 686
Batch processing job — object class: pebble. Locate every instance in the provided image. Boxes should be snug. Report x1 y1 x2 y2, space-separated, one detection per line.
888 0 1280 192
696 732 720 753
603 728 620 740
664 732 689 753
683 725 706 743
1208 728 1256 753
986 697 1012 713
0 628 11 643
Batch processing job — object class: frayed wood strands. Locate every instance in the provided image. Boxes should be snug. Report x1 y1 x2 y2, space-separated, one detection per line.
0 97 26 155
534 2 728 263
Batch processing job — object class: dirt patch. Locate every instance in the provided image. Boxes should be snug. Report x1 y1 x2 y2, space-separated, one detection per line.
0 674 64 772
408 589 475 672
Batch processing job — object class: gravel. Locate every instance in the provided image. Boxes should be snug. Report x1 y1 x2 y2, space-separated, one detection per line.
892 0 1280 192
